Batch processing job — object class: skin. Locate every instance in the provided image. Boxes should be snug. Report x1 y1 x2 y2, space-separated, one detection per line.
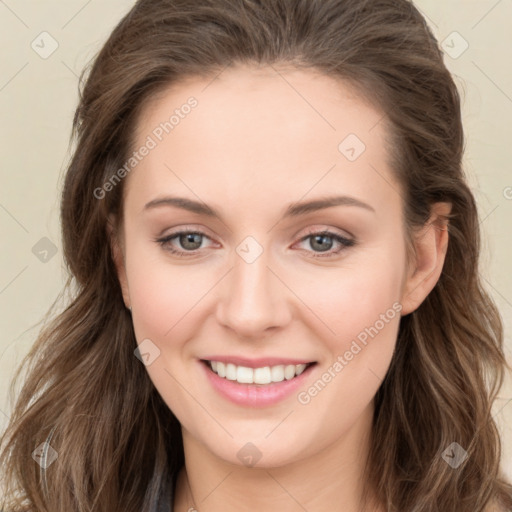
110 64 450 512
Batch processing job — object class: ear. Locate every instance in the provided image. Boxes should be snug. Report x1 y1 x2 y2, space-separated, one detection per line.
107 213 131 309
400 202 451 316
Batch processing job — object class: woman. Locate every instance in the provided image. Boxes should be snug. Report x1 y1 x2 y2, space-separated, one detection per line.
1 0 511 510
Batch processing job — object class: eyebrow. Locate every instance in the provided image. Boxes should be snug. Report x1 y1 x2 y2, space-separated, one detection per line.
143 195 375 221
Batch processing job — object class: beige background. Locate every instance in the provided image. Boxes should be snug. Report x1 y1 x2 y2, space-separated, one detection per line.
1 0 511 481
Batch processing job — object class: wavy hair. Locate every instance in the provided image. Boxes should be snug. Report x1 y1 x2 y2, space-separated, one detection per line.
1 0 511 510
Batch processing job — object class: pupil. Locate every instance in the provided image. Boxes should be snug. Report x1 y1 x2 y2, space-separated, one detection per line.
312 235 332 252
181 233 202 250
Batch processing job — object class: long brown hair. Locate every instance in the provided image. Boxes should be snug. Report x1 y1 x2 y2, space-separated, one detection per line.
1 1 511 510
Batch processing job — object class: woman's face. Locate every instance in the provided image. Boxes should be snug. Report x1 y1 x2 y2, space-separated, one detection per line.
113 65 431 467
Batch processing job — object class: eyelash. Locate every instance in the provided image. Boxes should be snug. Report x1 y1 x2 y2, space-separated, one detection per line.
154 228 356 259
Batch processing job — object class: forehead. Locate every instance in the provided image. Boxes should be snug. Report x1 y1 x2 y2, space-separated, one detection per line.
124 64 400 220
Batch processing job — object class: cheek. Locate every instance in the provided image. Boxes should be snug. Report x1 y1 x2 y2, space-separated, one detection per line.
125 238 213 342
299 253 404 351
287 282 402 457
130 268 206 345
292 249 404 415
129 271 176 342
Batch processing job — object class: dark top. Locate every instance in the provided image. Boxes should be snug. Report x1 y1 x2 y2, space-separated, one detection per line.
155 468 178 512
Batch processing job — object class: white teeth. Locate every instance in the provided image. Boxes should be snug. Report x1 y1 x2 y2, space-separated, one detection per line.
208 361 310 384
270 365 285 382
253 366 271 384
295 363 307 376
237 366 253 383
284 365 296 380
225 363 237 380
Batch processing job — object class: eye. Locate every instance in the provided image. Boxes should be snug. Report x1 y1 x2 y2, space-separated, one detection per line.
155 229 213 257
154 228 356 259
294 229 356 259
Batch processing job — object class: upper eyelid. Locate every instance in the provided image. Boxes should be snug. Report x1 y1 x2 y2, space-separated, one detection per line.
300 225 354 240
159 225 353 242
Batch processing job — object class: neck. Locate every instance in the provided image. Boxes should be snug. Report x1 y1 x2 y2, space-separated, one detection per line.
173 403 383 512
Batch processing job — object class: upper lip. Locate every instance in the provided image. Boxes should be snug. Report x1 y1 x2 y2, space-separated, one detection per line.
201 356 316 368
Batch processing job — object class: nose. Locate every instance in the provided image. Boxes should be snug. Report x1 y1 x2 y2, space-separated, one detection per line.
215 246 292 339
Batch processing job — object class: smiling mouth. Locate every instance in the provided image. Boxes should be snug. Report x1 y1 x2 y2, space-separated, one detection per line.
201 359 317 385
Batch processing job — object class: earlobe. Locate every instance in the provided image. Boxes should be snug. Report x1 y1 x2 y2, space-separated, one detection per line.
107 214 131 309
400 202 451 316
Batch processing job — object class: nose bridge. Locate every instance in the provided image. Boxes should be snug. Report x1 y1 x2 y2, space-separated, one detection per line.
216 238 290 337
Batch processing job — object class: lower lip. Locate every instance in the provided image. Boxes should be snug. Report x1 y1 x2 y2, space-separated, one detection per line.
199 360 317 408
